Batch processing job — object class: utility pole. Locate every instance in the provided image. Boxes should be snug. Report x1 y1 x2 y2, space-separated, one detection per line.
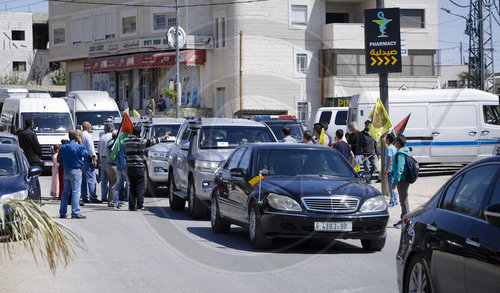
175 0 181 118
376 0 390 196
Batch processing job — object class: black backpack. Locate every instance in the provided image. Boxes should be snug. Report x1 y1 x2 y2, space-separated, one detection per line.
402 154 419 184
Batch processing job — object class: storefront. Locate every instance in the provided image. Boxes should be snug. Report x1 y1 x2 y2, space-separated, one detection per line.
84 50 206 111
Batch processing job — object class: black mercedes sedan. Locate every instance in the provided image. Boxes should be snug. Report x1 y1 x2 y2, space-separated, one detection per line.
396 156 500 293
210 143 389 249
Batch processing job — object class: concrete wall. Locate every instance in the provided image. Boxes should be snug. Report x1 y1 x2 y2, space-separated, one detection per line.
0 12 34 79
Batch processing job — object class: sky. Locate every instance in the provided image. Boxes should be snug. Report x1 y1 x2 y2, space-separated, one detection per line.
4 0 500 68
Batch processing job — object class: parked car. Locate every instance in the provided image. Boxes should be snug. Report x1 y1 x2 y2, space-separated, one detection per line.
210 143 389 249
143 118 183 197
0 144 42 235
0 132 17 145
396 156 500 293
167 117 277 219
253 115 304 142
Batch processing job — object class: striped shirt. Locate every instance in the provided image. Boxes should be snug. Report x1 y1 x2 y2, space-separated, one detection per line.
123 136 163 168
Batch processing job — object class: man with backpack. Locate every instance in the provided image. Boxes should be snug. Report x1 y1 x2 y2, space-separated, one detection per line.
392 134 412 229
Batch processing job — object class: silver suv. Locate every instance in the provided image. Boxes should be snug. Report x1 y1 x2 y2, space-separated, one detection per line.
167 117 277 218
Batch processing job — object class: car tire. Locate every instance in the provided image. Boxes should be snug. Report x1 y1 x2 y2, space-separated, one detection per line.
188 177 207 219
146 171 158 198
361 237 386 251
404 255 432 293
210 196 230 233
248 202 272 249
168 173 185 211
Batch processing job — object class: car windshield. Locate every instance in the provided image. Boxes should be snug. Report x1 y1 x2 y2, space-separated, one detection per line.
76 111 120 130
151 124 180 140
266 122 304 142
254 148 355 177
199 126 275 149
0 136 16 145
0 150 19 176
22 113 73 134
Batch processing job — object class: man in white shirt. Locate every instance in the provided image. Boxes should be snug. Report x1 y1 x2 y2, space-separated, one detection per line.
282 127 297 143
81 121 100 203
98 123 114 202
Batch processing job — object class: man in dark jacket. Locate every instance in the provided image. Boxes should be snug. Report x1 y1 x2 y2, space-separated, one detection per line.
18 117 43 201
124 126 169 211
347 122 364 168
361 120 381 184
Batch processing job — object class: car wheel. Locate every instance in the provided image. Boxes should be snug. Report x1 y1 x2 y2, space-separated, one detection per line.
248 202 272 249
146 171 158 198
404 255 432 293
188 178 207 219
168 173 185 211
361 237 386 251
210 196 230 233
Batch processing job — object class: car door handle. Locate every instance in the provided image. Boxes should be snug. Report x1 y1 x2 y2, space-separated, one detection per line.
466 238 480 247
432 132 440 136
469 131 477 136
481 130 490 135
426 224 438 232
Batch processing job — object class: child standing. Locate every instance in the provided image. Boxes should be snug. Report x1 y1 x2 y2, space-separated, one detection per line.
50 144 60 199
384 133 398 207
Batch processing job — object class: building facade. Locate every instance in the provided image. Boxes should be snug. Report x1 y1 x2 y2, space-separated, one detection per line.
49 0 438 125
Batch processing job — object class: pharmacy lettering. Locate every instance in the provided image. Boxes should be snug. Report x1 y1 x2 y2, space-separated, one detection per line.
364 8 402 74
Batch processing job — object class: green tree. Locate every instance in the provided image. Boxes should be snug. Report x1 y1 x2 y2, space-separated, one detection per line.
457 71 470 88
51 69 66 86
162 87 178 105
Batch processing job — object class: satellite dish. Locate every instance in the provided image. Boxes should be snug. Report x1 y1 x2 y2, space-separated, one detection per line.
167 26 187 49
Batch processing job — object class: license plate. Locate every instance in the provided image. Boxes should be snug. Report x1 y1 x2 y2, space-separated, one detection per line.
314 221 352 232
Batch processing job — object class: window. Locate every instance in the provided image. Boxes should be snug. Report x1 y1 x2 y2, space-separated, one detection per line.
71 15 91 43
319 111 332 124
483 105 500 125
297 102 308 124
400 9 424 28
12 62 26 72
441 176 461 210
53 28 65 44
443 165 499 218
122 16 136 34
447 80 458 88
326 13 349 24
11 30 25 41
489 176 500 205
94 13 116 40
334 111 348 126
296 54 307 73
221 18 225 47
239 148 252 171
154 14 176 30
214 18 219 48
291 5 307 25
227 147 246 170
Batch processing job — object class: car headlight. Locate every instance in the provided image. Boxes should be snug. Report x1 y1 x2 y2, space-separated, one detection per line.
196 160 222 172
359 195 387 213
0 190 28 203
267 193 302 212
149 151 169 161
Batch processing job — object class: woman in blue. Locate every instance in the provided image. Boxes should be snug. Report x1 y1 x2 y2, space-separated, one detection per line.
391 134 411 228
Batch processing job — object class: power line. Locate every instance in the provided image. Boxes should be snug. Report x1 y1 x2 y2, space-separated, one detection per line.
48 0 268 8
449 0 470 8
6 0 46 10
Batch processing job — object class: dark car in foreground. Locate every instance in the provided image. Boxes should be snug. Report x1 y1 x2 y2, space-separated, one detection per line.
0 144 42 235
211 143 389 249
396 156 500 293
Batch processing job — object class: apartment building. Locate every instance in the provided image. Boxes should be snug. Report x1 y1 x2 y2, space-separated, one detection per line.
49 0 438 123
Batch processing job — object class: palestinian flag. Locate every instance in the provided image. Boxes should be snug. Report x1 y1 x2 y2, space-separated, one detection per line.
110 112 134 160
393 113 411 135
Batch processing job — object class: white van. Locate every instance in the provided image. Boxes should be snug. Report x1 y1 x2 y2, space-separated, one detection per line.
348 89 500 164
0 88 28 112
0 96 74 168
314 107 349 138
64 91 121 148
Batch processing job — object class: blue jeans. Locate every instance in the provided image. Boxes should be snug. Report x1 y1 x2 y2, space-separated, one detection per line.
362 155 377 183
81 162 97 200
353 155 362 169
387 171 398 204
114 169 129 206
100 158 109 200
59 168 82 217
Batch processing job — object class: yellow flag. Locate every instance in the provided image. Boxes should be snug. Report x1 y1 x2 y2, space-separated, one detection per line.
249 175 266 186
318 128 326 146
132 109 141 118
368 97 392 143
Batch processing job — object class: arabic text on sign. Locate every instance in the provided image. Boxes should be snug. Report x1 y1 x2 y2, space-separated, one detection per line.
369 49 398 56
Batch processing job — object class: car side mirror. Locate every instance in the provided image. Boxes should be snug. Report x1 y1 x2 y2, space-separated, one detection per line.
28 166 42 177
179 141 190 150
230 168 246 178
358 171 371 181
485 203 500 227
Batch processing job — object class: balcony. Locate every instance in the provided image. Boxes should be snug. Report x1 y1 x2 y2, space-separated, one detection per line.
322 23 365 50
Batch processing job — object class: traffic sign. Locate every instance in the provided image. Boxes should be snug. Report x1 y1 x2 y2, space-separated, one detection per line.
364 8 402 74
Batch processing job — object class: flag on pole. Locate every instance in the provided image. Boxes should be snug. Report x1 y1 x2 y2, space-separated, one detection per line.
393 113 411 135
318 128 326 146
249 174 266 186
368 97 392 143
132 109 141 118
110 113 134 160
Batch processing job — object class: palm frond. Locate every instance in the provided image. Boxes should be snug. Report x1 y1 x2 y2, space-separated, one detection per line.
0 200 85 273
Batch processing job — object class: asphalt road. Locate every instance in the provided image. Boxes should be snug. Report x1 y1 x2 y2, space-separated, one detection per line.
1 174 452 293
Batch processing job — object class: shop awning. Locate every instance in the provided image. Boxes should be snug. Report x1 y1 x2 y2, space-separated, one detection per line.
84 50 206 73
